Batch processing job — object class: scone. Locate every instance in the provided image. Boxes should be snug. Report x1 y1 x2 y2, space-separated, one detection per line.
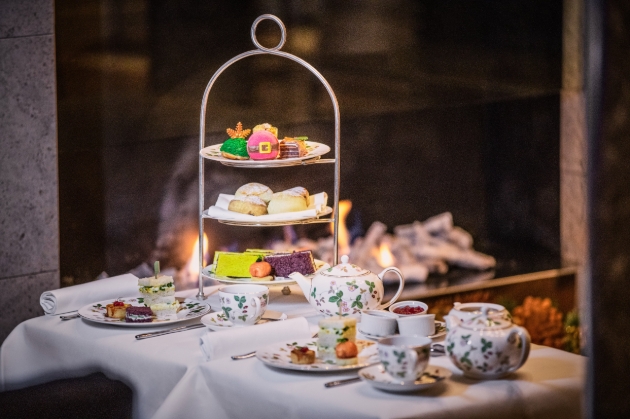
267 187 309 214
234 183 273 204
228 195 268 216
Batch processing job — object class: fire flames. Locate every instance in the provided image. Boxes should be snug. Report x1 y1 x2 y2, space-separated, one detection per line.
332 200 352 256
183 233 209 285
375 242 395 267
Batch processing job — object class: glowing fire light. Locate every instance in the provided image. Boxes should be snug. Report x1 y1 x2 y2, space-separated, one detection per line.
331 200 353 256
376 242 395 267
186 233 209 279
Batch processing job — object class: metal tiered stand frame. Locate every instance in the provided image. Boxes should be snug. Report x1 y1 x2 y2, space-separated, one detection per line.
196 15 341 300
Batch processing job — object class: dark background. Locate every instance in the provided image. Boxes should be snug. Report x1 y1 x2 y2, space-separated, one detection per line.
55 0 563 284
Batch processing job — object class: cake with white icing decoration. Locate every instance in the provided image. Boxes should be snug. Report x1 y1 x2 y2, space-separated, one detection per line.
234 182 273 204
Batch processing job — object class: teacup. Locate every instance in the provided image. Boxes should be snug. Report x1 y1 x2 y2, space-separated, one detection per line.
397 313 436 337
378 336 431 384
360 310 398 337
218 284 269 326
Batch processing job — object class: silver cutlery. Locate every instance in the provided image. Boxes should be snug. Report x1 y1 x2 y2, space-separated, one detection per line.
135 323 205 340
324 377 361 388
60 313 80 320
324 371 446 388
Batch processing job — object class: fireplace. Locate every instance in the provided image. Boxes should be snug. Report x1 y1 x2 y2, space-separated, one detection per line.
55 1 564 290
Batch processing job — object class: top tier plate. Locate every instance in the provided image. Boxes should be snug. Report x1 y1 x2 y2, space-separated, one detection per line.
200 141 331 167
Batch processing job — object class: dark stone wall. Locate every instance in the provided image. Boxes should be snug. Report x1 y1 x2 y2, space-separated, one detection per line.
587 0 630 417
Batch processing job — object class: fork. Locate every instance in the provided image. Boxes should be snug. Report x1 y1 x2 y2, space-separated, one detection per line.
231 332 319 360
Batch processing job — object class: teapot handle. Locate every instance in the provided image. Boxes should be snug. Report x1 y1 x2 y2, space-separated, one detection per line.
376 267 405 310
507 326 531 374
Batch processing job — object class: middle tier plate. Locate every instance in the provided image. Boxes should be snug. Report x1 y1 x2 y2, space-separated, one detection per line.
202 259 330 286
200 141 331 167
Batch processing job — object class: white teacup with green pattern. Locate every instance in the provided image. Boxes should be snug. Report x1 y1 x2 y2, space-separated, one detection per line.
218 285 268 326
377 336 431 384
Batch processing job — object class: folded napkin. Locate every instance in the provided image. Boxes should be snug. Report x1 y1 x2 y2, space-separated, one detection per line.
205 192 329 222
199 317 311 361
40 273 139 315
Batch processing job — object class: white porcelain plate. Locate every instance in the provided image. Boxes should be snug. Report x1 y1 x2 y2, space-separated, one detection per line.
202 259 329 286
200 141 331 167
200 311 288 331
256 338 379 372
78 297 211 327
358 364 451 393
358 321 447 340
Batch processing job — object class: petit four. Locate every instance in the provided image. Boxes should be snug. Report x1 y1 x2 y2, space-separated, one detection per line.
247 130 279 160
228 195 268 216
335 341 358 366
252 123 278 137
234 182 273 204
125 306 153 323
106 300 130 319
317 316 357 362
279 137 308 158
249 261 273 278
264 250 316 277
267 187 309 214
291 346 315 364
220 122 251 160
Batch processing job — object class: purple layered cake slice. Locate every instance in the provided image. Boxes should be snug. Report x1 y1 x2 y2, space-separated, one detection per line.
264 250 316 278
125 306 154 323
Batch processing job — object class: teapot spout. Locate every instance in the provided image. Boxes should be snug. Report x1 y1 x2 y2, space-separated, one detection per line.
288 272 311 297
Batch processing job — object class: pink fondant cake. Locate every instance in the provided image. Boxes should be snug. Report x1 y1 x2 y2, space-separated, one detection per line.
247 130 279 160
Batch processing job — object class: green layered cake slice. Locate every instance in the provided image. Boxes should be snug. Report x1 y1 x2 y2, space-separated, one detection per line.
214 253 262 278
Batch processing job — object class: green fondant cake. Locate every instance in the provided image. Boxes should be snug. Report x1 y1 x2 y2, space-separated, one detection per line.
220 138 249 159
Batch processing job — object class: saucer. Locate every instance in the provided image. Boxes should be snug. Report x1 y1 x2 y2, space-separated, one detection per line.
358 321 447 340
201 310 287 331
358 364 451 392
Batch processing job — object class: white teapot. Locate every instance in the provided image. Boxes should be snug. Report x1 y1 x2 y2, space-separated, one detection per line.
445 302 512 330
289 255 405 317
445 307 531 379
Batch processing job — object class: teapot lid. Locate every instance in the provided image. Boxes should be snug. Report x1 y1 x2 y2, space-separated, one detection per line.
460 307 511 330
320 255 371 277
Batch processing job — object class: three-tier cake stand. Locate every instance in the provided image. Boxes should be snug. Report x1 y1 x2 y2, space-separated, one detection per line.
196 15 341 300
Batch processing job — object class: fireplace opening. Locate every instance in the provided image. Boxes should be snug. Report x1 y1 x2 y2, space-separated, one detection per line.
55 1 563 290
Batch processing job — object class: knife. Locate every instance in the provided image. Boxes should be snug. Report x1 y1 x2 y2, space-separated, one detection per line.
324 377 361 388
135 323 205 340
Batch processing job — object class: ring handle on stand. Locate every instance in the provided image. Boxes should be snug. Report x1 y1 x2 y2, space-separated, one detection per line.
251 14 287 52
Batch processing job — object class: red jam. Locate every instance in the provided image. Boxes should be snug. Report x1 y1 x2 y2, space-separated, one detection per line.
113 300 125 307
393 305 425 315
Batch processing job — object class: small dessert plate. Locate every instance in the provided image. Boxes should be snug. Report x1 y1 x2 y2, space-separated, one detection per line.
358 321 447 340
78 297 211 327
201 311 288 331
358 364 451 393
256 338 378 372
200 141 331 167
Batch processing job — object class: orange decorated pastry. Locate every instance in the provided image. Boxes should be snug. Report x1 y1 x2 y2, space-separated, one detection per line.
106 300 130 319
249 261 272 278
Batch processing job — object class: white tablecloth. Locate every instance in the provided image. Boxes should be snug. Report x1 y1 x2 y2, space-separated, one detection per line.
1 284 585 419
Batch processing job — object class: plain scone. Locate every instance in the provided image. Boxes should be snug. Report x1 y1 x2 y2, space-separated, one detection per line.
234 182 273 204
267 187 309 214
228 195 268 216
